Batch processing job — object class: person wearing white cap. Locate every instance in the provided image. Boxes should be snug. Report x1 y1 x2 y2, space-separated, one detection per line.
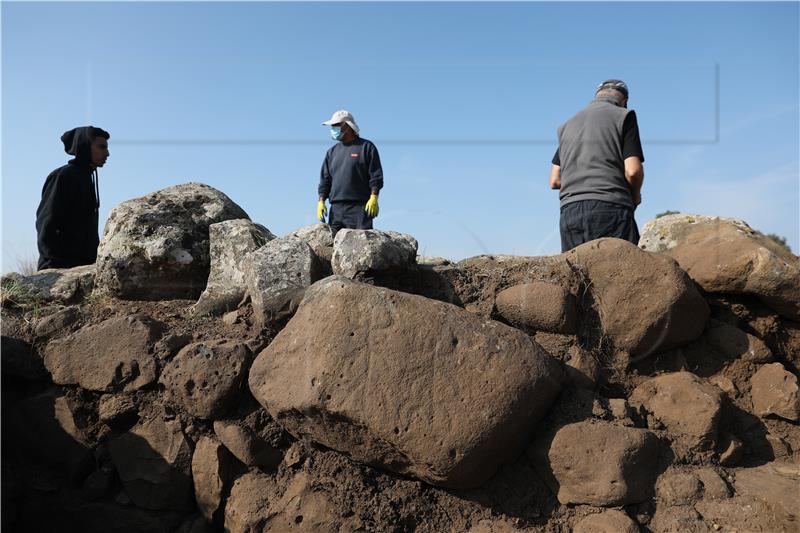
317 110 384 234
549 79 645 251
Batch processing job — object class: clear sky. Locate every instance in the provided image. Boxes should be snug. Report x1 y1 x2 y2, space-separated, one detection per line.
2 1 798 272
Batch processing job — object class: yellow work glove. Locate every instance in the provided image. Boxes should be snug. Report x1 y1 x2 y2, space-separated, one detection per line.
364 194 379 218
317 199 327 222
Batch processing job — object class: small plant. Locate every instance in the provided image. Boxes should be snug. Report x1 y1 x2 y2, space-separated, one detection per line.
765 233 792 253
655 210 680 219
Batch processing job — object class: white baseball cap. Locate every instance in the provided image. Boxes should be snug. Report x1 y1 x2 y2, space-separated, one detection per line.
322 109 360 134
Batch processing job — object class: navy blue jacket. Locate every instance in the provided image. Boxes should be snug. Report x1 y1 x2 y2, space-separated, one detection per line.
318 137 383 203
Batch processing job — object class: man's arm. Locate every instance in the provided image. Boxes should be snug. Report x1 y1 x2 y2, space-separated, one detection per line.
549 164 561 189
318 152 332 202
624 156 644 206
621 111 645 206
549 147 561 189
366 142 383 196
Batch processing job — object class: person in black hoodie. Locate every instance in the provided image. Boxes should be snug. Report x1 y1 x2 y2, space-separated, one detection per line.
36 126 110 270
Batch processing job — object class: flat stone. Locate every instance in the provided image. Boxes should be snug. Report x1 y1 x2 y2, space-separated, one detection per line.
750 362 800 421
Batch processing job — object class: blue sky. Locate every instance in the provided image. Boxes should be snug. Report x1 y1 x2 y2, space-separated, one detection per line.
2 1 798 271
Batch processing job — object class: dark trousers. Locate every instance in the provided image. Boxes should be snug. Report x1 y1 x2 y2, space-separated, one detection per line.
329 201 374 235
560 199 640 252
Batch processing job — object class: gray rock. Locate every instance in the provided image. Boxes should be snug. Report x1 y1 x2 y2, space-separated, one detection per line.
249 276 563 489
95 182 249 300
331 229 418 279
1 264 95 304
243 236 324 324
43 314 163 392
160 340 251 419
193 219 275 315
285 223 334 257
108 415 194 510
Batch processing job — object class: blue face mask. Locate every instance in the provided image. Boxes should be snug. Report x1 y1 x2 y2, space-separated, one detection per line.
330 126 344 141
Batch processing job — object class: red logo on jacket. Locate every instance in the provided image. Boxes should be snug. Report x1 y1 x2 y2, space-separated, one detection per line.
350 153 359 158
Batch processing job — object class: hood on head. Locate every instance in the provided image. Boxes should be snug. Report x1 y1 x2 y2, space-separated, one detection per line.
61 126 110 165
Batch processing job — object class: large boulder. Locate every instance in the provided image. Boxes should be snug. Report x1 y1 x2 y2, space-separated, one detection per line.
249 276 563 489
95 183 249 300
639 214 800 320
159 339 251 419
43 314 163 392
629 372 724 461
534 420 660 506
193 219 275 315
750 363 800 421
1 264 95 305
243 236 324 324
331 229 418 279
565 239 709 358
108 415 194 510
494 281 577 333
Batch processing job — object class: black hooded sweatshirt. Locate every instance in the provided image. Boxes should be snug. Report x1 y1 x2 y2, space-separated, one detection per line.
35 126 108 270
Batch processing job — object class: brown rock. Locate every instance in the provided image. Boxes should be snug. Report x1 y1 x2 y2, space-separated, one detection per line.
750 362 800 421
694 468 730 500
213 420 282 468
1 335 47 382
704 323 773 363
573 509 639 533
566 345 603 389
629 372 724 460
639 214 800 320
43 314 163 392
535 420 660 506
566 239 709 358
192 436 236 522
108 415 194 510
717 432 744 466
694 495 787 532
655 469 702 505
34 306 81 338
160 340 251 419
733 462 800 518
223 470 276 533
249 276 563 489
495 281 577 333
98 394 138 425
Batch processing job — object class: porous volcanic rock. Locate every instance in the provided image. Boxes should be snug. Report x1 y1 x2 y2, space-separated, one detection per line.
249 276 563 489
534 420 660 506
639 213 800 320
194 219 275 315
43 314 163 392
160 339 251 419
95 182 249 300
1 264 95 304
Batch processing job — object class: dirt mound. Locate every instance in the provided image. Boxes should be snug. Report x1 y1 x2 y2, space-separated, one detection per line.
3 191 799 532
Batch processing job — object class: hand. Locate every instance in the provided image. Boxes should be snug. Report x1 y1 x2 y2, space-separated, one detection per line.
365 194 379 218
633 191 642 207
317 199 327 222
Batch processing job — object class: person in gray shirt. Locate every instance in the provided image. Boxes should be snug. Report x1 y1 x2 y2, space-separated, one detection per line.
549 79 645 251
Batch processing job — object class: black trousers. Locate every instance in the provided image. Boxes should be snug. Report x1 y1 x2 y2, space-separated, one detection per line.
328 201 374 235
560 199 640 252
